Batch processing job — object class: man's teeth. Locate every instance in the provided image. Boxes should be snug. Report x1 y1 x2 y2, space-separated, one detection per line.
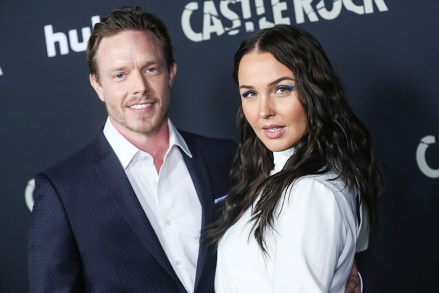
130 104 150 110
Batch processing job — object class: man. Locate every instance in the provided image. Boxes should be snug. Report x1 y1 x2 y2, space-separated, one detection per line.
28 6 362 293
28 6 235 293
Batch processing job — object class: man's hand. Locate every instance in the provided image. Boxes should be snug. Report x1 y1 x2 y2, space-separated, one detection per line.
345 261 362 293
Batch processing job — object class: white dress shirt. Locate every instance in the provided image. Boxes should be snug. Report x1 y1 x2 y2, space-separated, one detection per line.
104 118 201 293
215 148 359 293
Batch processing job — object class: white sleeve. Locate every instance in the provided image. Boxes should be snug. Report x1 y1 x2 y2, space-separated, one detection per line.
272 177 357 293
355 201 370 252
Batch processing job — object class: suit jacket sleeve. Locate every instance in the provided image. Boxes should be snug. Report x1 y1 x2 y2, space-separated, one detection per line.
28 173 84 293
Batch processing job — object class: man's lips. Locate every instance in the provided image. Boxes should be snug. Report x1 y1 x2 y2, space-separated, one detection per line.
128 103 152 110
262 125 285 139
127 98 156 111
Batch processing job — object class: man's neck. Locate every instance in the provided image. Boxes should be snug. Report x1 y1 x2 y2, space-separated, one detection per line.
111 119 170 173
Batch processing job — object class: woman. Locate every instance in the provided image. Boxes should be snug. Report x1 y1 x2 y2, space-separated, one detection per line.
209 25 384 292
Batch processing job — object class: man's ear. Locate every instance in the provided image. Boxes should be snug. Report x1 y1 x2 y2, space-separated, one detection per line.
90 74 105 102
168 63 177 87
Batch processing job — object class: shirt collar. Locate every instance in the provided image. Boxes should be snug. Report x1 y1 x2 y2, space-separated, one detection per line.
168 120 192 158
103 118 192 170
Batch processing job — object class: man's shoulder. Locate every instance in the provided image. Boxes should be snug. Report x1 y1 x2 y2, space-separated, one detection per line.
42 132 108 177
179 130 237 151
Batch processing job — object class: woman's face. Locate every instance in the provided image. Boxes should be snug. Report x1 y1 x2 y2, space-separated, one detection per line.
238 51 308 152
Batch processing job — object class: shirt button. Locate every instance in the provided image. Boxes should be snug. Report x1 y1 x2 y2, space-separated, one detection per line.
175 260 181 266
166 220 171 226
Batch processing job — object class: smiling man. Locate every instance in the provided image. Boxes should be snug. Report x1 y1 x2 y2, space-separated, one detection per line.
28 6 236 293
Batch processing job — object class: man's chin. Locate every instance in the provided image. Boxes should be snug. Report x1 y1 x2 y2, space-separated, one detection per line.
130 120 167 136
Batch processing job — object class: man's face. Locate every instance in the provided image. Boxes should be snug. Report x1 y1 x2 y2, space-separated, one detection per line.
90 30 176 137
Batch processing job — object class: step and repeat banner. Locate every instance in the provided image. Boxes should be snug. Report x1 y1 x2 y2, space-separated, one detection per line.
1 0 438 292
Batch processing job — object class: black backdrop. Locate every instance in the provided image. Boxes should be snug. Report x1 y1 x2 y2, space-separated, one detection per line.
1 1 438 292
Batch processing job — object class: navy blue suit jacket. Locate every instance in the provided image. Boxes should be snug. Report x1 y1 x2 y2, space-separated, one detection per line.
28 130 236 293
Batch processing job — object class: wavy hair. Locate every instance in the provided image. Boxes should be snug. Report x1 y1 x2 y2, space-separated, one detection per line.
207 25 384 253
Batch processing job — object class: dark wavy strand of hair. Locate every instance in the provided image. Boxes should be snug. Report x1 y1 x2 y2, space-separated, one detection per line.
206 25 384 253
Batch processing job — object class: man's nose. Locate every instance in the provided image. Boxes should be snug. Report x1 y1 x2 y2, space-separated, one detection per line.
132 71 150 95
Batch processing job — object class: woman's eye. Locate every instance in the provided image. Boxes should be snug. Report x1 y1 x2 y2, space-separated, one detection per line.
275 85 295 94
241 90 256 98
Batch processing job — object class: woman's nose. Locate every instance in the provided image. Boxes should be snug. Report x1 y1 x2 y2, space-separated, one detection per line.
259 97 274 118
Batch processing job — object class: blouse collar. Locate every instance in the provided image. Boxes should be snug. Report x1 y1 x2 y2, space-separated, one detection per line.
271 147 295 175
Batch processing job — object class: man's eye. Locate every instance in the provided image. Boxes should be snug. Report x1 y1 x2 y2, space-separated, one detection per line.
114 73 125 79
146 67 158 73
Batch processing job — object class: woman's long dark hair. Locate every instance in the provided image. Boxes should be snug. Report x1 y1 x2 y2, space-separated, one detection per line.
207 25 384 253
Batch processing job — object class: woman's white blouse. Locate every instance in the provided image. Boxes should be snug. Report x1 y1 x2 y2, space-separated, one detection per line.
215 149 358 293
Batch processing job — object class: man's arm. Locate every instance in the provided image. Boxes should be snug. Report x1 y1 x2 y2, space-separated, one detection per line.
28 174 84 292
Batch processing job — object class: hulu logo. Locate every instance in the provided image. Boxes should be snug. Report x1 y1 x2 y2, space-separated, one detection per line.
44 15 100 57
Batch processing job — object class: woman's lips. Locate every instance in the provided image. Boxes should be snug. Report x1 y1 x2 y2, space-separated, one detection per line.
262 125 285 139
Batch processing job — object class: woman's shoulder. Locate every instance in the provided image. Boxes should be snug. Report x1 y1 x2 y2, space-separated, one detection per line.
297 172 346 192
285 172 356 209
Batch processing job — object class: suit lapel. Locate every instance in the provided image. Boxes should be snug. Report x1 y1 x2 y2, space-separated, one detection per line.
181 137 215 291
91 133 181 285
